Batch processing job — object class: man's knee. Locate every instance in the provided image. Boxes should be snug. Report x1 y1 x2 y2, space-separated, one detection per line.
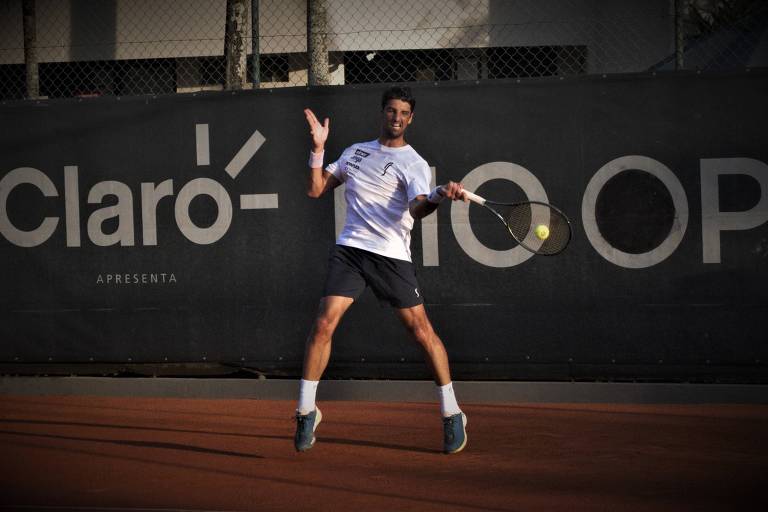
409 318 435 346
312 315 337 341
398 307 434 344
310 296 352 342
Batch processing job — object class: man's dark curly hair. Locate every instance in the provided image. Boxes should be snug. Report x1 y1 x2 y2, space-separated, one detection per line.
381 85 416 112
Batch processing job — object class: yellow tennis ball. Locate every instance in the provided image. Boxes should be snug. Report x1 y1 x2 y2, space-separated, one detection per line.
534 224 550 240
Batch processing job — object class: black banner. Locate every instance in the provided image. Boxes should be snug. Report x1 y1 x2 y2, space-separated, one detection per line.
1 71 767 380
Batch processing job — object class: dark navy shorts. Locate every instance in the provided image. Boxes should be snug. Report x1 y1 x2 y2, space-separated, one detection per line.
323 245 424 309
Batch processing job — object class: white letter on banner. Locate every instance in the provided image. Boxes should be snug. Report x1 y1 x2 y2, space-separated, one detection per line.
64 166 81 247
420 166 439 266
141 179 174 246
451 162 546 267
0 167 59 247
701 158 768 263
582 155 688 269
175 178 232 244
87 180 135 246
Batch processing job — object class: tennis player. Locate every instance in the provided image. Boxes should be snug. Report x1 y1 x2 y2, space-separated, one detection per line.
295 86 468 454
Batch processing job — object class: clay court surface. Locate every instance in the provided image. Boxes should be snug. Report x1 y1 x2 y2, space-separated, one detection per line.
1 395 767 511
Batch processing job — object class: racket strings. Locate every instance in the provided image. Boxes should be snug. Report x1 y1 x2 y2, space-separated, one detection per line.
505 203 533 240
505 203 571 255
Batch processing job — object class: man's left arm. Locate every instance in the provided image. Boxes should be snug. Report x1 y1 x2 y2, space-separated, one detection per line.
409 181 466 219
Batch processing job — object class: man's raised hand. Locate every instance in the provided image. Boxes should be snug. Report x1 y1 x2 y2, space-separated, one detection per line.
304 108 329 152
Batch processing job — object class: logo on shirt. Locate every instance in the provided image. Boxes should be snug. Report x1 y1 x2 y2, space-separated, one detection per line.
355 149 370 158
381 162 394 176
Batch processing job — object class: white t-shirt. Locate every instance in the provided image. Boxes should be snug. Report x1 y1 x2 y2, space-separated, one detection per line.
326 139 431 262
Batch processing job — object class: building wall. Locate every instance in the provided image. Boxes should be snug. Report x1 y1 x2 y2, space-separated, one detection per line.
0 0 673 75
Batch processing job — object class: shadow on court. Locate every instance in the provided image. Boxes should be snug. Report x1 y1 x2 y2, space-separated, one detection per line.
1 395 767 511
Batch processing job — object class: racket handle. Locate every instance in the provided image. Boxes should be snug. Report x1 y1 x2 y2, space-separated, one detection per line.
462 189 486 205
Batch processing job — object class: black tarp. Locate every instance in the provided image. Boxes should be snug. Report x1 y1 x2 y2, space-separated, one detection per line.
1 71 767 380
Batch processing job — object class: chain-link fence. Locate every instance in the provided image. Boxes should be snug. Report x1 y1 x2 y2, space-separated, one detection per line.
1 0 766 100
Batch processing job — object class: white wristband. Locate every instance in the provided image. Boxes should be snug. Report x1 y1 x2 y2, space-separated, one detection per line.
427 186 446 204
309 150 324 168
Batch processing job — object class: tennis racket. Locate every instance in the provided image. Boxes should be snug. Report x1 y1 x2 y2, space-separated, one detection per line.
462 190 572 255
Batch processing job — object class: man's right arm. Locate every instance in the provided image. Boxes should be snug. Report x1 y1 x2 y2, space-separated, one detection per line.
409 182 466 219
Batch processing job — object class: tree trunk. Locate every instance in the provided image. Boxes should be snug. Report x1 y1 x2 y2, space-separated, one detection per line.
675 0 687 70
251 0 260 88
307 0 330 85
22 0 39 98
225 0 249 90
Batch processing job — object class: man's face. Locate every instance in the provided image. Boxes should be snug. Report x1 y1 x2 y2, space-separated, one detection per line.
381 99 413 139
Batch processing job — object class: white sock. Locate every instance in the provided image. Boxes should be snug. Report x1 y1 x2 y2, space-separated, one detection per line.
437 382 462 417
297 379 319 415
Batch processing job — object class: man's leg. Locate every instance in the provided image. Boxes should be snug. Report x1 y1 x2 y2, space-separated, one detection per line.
302 295 354 381
396 304 451 386
294 295 353 452
396 304 467 454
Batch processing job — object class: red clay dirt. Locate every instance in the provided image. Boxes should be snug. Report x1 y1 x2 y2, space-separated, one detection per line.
1 395 767 511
